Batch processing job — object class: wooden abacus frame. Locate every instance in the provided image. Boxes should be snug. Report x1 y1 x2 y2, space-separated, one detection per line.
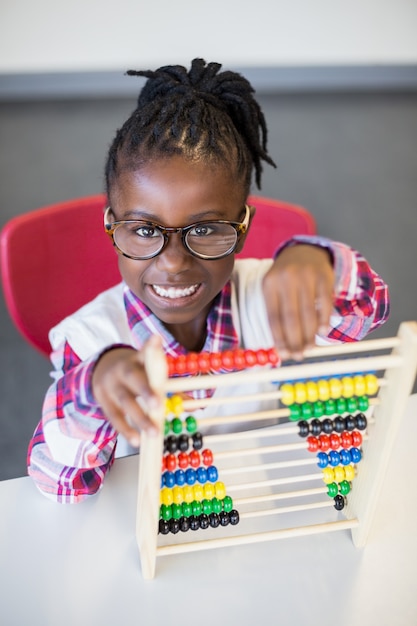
136 322 417 579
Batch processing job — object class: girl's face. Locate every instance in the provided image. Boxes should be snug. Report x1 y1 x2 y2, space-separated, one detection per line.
109 156 251 350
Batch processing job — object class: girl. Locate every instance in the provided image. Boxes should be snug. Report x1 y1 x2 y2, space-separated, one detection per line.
28 59 389 503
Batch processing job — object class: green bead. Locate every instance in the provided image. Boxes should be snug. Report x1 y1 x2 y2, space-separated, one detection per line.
324 399 336 415
301 402 313 419
339 480 351 496
185 415 198 434
191 500 202 516
160 504 172 521
357 396 369 411
336 398 347 414
223 495 233 512
182 502 192 517
289 404 302 421
171 503 182 519
346 397 358 412
313 401 325 418
202 498 212 515
327 482 338 498
211 497 222 514
171 417 183 434
164 420 170 436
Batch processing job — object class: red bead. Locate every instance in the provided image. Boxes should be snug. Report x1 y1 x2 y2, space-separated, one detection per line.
177 452 189 469
233 349 247 370
307 436 319 452
256 349 269 365
186 353 199 374
172 355 187 376
161 457 167 472
318 434 330 451
189 450 201 468
351 430 363 446
165 454 177 472
341 432 353 448
209 352 222 370
329 433 341 450
197 352 211 373
266 348 279 366
221 351 235 370
202 449 214 466
244 350 258 367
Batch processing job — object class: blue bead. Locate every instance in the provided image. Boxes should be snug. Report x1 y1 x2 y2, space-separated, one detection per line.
329 450 341 467
163 471 175 488
185 468 197 485
350 447 362 463
340 449 352 465
175 469 186 486
207 465 219 482
196 467 208 484
317 452 328 468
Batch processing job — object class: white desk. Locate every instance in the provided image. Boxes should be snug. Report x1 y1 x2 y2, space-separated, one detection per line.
1 396 417 626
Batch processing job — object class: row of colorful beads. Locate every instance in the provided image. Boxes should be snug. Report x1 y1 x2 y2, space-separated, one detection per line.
166 347 279 377
160 494 234 520
298 413 368 436
159 510 240 534
289 396 369 420
164 411 197 432
160 481 228 506
280 374 378 406
322 464 356 484
317 448 362 468
162 448 214 473
328 480 351 497
164 431 203 454
161 465 219 487
307 430 363 452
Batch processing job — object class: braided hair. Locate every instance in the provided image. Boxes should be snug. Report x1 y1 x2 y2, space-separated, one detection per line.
105 58 276 196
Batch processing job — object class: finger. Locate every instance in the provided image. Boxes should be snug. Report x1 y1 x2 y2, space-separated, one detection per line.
315 274 334 336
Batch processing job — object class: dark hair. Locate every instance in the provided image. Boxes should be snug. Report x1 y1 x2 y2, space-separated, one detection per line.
105 58 276 196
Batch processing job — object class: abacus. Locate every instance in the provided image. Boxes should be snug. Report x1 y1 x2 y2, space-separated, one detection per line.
136 322 417 579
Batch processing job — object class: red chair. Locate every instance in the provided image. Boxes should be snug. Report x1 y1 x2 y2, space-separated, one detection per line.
0 194 316 357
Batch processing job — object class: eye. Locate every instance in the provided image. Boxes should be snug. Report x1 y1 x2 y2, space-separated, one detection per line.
134 225 161 238
189 224 215 237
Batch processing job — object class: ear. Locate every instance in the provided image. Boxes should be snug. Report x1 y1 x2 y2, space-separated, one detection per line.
235 204 256 253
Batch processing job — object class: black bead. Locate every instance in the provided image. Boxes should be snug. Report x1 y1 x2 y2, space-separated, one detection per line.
219 511 230 526
322 418 334 434
229 509 240 525
192 432 203 450
178 434 189 452
169 518 181 534
333 495 345 511
310 419 322 436
333 416 346 433
345 415 356 431
179 516 190 532
199 514 209 530
209 512 220 528
189 515 200 531
355 413 368 430
158 519 170 535
298 421 310 437
166 435 178 453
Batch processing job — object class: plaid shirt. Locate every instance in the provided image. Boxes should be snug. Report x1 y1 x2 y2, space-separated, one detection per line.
27 237 390 503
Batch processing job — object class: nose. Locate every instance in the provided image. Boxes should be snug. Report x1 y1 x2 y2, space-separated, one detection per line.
154 232 193 273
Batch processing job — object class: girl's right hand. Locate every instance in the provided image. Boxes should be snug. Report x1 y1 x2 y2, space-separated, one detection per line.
91 339 163 447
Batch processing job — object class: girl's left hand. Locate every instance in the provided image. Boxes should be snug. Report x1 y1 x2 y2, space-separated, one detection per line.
262 244 334 361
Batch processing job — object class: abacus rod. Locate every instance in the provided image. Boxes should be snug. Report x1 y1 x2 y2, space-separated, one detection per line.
235 486 327 505
240 499 333 519
215 440 313 458
227 472 324 491
165 354 401 394
220 457 316 476
155 519 359 557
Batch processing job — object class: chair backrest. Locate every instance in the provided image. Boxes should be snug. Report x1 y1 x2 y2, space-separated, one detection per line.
0 194 316 357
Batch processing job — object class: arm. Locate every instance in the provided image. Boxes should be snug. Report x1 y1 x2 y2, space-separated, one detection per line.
263 235 390 360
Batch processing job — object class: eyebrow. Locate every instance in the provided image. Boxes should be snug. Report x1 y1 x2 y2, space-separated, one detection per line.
120 209 230 223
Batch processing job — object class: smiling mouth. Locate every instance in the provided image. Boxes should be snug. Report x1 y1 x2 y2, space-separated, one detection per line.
152 284 200 299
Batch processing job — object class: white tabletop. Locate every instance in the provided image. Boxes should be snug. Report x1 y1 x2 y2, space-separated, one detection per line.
1 396 417 626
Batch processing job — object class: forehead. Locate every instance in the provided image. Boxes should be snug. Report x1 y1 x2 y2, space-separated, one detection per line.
110 156 247 222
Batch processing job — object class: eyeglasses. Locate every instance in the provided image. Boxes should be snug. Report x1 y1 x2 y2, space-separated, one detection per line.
104 204 251 260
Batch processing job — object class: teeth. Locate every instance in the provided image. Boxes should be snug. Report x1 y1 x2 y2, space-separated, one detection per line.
152 284 199 299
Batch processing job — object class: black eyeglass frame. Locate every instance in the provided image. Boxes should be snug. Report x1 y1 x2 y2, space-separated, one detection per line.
103 204 251 260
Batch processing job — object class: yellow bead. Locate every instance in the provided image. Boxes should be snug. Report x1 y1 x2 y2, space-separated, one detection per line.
306 381 319 403
365 374 379 395
164 398 172 416
160 487 173 506
317 379 330 401
294 382 307 404
183 485 194 503
334 466 346 482
342 376 354 398
353 375 366 396
203 483 215 499
193 484 204 501
171 394 184 417
329 378 343 399
172 486 184 504
322 468 335 484
215 481 226 499
280 383 294 406
345 465 355 481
